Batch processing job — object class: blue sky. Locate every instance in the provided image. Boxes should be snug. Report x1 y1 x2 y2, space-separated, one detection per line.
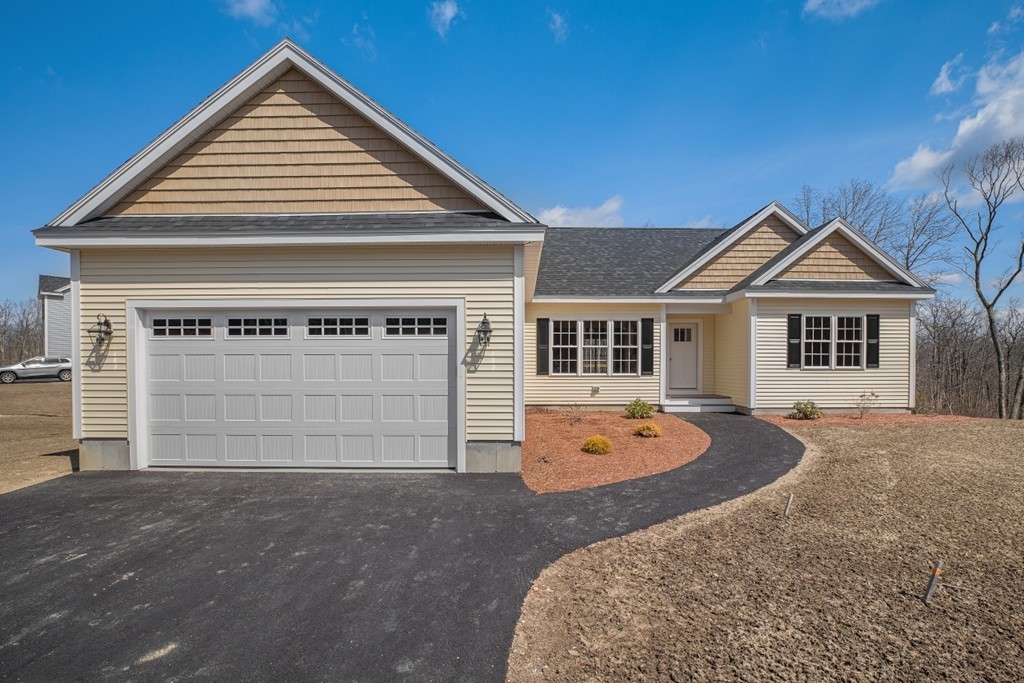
2 0 1022 301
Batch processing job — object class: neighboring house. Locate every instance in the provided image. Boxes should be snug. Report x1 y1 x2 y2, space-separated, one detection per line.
33 40 933 473
37 275 72 357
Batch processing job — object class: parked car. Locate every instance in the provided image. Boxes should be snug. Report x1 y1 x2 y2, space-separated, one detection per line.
0 357 73 383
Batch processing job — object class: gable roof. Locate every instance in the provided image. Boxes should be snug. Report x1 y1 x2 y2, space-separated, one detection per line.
38 274 71 295
534 227 727 297
739 217 927 289
653 201 808 293
50 39 536 227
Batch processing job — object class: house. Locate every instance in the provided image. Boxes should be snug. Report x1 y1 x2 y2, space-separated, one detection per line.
33 40 933 473
37 275 72 357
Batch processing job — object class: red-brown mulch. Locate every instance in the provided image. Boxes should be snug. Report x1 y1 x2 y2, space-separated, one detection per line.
521 409 711 494
758 412 979 427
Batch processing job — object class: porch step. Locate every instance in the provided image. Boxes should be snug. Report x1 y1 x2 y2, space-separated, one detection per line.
662 395 736 414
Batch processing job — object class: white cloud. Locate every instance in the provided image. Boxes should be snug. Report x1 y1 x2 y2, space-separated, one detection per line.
683 215 720 228
930 272 964 286
538 196 625 227
892 49 1024 189
547 9 568 43
345 14 377 61
429 0 463 39
988 5 1024 34
802 0 880 21
224 0 277 26
930 53 967 95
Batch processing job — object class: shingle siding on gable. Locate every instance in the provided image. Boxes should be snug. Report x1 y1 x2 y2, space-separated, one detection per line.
677 217 799 289
779 232 893 281
108 69 486 216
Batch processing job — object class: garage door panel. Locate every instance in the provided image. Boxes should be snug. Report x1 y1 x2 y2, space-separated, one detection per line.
144 310 454 468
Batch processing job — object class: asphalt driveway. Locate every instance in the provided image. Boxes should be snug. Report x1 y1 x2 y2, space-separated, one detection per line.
0 414 802 682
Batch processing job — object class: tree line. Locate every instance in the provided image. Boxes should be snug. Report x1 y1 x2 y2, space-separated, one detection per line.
799 137 1024 419
0 298 44 366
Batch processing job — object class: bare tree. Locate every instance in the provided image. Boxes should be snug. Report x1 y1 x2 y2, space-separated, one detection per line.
793 179 954 272
940 137 1024 419
0 298 44 365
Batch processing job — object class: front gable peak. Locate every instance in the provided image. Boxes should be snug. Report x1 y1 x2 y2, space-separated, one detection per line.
52 39 535 226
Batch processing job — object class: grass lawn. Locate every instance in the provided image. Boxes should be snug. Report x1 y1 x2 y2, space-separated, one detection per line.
509 417 1024 681
0 381 76 494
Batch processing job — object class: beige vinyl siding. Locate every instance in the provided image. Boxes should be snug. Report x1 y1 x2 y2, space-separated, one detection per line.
755 298 911 409
108 69 486 215
678 217 799 289
77 246 514 440
780 232 892 281
525 304 660 406
713 300 750 408
666 314 716 393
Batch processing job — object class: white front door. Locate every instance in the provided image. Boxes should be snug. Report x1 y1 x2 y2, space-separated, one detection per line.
669 324 699 391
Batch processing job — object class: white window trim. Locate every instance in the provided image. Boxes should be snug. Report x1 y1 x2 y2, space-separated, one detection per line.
549 319 643 377
800 314 866 371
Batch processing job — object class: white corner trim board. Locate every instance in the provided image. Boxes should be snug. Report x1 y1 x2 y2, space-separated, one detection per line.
70 250 82 440
513 246 525 442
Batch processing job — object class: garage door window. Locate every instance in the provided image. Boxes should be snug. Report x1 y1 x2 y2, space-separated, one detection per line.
227 317 289 337
307 317 370 337
152 318 213 337
385 316 447 337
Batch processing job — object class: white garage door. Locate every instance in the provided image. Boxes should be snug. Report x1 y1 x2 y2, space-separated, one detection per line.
142 309 454 468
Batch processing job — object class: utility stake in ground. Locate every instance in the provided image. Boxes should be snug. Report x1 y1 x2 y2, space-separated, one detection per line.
923 559 943 605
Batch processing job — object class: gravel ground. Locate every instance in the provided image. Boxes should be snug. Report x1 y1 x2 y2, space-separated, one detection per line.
522 410 710 493
0 381 76 494
509 418 1024 682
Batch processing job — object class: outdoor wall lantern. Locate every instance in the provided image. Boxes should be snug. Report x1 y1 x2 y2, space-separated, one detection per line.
88 314 113 346
476 313 493 345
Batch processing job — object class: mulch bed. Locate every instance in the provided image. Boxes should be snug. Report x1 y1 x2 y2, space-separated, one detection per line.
521 409 710 494
759 412 977 427
509 419 1024 682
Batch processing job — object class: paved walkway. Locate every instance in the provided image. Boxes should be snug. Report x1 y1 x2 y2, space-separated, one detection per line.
0 414 802 681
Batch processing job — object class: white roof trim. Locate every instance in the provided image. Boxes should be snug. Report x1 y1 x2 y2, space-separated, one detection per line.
50 39 536 227
530 296 728 304
35 230 544 249
654 201 809 294
749 217 928 288
731 290 935 301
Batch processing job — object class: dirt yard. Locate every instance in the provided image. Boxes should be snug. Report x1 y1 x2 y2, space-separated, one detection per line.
522 409 710 493
0 381 76 494
509 418 1024 681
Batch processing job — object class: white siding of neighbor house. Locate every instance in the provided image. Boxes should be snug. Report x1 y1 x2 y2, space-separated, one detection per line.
525 303 661 406
755 298 912 409
44 293 73 357
77 246 514 441
712 299 750 408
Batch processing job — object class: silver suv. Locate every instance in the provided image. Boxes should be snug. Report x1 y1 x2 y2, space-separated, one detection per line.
0 357 73 383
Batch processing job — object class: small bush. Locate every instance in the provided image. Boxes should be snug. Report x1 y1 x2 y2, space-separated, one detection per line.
625 398 655 420
581 435 612 454
634 422 662 438
565 403 584 425
788 400 822 420
855 390 879 418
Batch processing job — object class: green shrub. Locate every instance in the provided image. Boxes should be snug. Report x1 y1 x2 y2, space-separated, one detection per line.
788 400 822 420
625 398 655 420
581 435 612 454
634 422 662 438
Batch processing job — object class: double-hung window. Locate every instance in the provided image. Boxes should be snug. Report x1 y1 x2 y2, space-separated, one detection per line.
802 315 864 369
551 320 641 376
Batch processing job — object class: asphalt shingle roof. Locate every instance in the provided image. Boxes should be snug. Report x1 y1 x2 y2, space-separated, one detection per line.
37 274 71 295
534 227 727 297
33 212 531 238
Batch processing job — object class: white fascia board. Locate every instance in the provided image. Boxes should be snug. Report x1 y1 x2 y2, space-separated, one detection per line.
52 39 535 226
749 218 925 288
35 230 546 249
733 290 936 301
531 296 727 304
654 202 809 294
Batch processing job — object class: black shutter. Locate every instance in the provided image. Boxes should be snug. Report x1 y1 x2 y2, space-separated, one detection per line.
641 318 654 375
866 314 880 369
787 314 802 368
536 318 550 375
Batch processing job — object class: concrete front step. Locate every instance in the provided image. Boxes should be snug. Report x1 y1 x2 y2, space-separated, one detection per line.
662 404 737 413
